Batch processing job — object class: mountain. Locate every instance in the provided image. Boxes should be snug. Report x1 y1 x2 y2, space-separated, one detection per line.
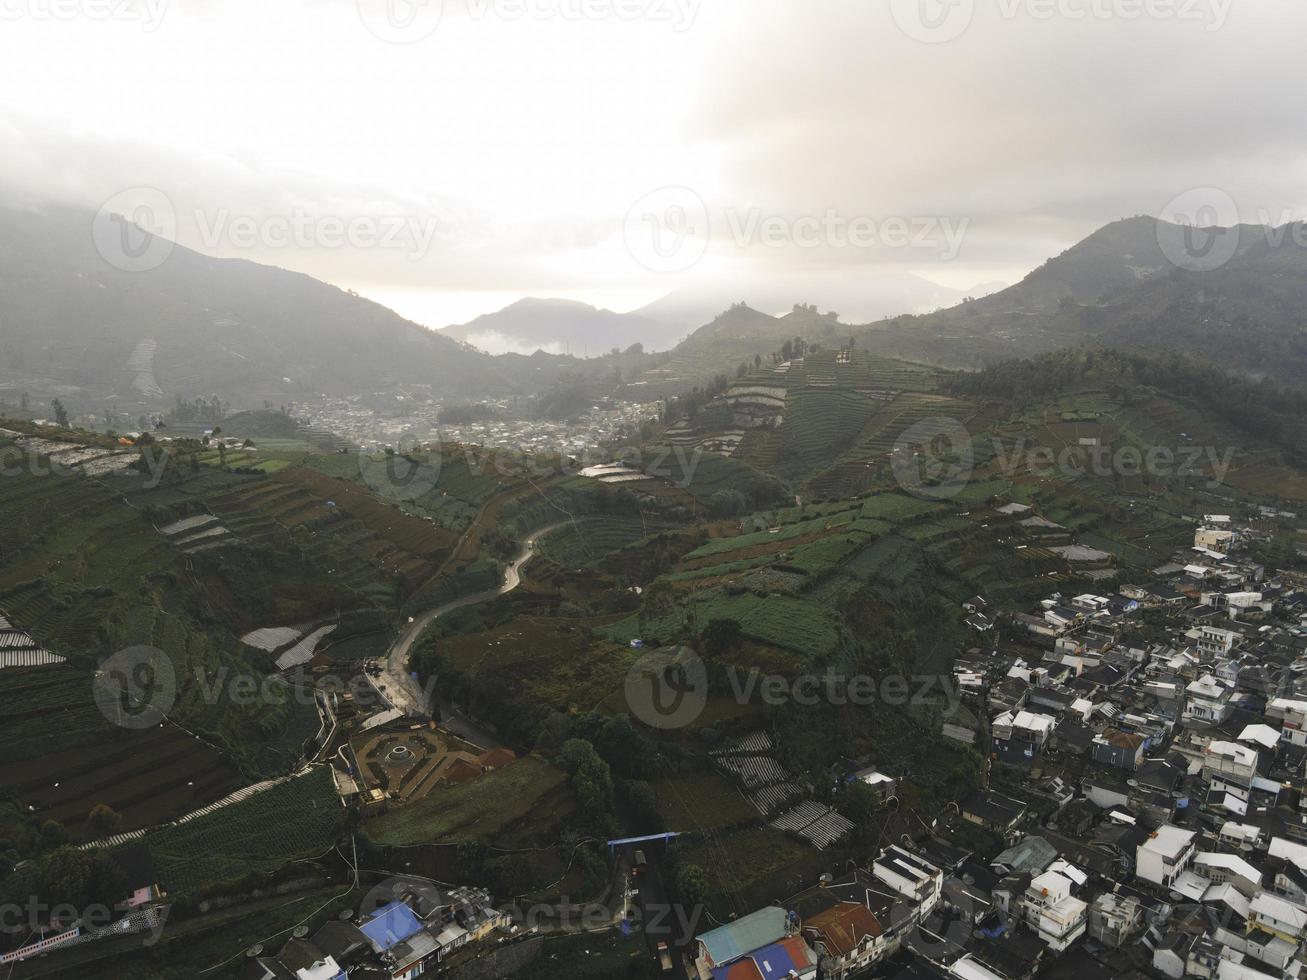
632 270 970 340
856 216 1307 382
441 297 679 355
0 202 510 410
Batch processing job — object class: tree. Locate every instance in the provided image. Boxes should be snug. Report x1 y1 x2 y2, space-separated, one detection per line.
674 863 708 907
39 820 67 849
839 780 879 833
708 489 748 516
50 399 69 428
86 804 123 837
700 618 742 659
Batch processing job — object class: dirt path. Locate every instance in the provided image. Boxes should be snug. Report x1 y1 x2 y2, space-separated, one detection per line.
377 522 567 718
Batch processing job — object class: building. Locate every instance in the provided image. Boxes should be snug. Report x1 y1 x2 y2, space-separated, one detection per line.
1195 527 1236 553
1088 890 1146 947
849 767 897 805
1136 825 1197 890
961 790 1028 837
1184 675 1236 725
1202 740 1258 789
694 906 794 977
872 846 943 915
1091 729 1146 770
1268 697 1307 746
358 901 440 980
1198 626 1242 657
1248 890 1307 945
800 901 885 978
1022 871 1087 952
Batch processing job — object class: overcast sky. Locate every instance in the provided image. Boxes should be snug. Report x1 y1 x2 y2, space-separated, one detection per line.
2 0 1305 325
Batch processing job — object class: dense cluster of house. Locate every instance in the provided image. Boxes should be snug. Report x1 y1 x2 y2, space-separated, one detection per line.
688 517 1307 979
240 886 509 980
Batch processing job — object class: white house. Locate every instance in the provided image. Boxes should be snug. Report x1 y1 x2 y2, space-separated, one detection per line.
1023 871 1087 951
1184 675 1236 725
1192 852 1263 897
1268 698 1307 747
1248 890 1307 945
872 845 942 914
1197 626 1242 657
1202 741 1259 789
1137 826 1197 890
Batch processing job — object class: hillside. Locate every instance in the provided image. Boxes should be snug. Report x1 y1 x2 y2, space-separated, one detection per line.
857 216 1307 381
0 203 510 410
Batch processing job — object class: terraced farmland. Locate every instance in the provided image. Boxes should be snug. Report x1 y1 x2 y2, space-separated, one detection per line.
0 665 244 833
130 764 342 896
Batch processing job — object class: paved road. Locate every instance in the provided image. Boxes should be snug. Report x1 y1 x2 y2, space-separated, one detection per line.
376 522 566 721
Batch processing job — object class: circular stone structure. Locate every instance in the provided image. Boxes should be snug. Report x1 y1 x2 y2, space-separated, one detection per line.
385 744 416 765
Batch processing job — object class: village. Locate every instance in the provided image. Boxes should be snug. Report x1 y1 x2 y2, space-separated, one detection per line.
186 507 1307 980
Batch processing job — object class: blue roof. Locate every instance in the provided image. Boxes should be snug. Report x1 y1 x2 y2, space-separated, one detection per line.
360 901 424 951
747 940 803 980
698 907 788 965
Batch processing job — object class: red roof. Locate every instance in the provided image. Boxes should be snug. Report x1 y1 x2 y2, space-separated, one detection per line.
722 960 765 980
802 901 883 956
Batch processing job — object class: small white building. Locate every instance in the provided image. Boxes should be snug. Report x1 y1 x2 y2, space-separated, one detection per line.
1023 871 1087 951
872 845 942 914
1202 740 1259 789
1249 890 1307 944
1184 675 1236 725
1137 826 1197 890
1197 626 1241 657
1267 698 1307 747
1192 852 1263 897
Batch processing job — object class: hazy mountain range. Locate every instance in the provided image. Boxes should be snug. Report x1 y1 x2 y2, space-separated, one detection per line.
441 272 997 357
2 203 1305 414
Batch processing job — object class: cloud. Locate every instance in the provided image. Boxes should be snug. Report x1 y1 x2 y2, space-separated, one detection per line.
2 0 1306 321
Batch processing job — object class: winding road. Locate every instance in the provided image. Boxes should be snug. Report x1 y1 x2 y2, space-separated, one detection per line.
375 522 567 724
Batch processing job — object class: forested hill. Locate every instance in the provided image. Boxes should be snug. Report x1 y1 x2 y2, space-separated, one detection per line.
944 347 1307 458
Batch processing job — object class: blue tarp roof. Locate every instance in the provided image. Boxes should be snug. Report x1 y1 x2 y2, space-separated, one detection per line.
747 940 804 980
360 901 424 951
